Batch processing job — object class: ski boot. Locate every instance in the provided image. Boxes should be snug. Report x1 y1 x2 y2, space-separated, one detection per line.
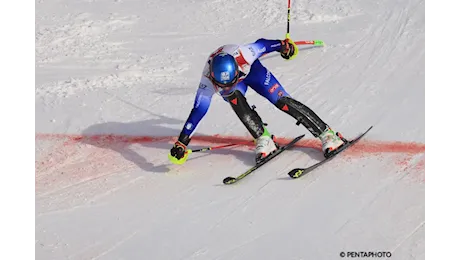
255 127 279 164
319 127 347 158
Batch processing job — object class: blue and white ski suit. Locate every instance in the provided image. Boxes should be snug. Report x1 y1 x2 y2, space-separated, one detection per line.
180 38 291 139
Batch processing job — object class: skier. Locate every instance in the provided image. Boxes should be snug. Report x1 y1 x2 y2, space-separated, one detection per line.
168 38 346 164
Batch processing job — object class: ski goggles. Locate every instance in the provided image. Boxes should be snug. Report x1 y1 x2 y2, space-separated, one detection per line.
211 74 239 90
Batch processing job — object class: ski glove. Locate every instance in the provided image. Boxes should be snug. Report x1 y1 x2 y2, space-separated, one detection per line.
170 141 187 160
280 38 297 60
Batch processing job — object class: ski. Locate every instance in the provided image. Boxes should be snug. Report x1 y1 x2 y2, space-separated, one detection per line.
288 126 373 179
223 134 305 185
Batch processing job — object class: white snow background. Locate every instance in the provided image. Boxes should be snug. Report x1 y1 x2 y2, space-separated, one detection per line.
30 0 443 259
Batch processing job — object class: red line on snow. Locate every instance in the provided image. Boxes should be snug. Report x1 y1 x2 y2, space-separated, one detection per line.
35 133 425 155
35 133 425 187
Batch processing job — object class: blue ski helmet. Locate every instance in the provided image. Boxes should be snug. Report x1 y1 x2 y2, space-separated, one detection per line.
210 53 239 89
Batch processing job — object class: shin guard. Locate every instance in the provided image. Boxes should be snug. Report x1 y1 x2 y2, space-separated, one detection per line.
275 96 328 137
227 90 265 139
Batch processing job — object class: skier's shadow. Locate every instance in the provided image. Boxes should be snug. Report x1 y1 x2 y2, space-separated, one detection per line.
78 113 256 173
79 116 324 174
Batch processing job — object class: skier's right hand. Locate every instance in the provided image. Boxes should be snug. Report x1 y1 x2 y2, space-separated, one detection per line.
170 141 187 160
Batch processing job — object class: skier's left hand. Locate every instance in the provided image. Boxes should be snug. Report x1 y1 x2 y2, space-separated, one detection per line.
280 39 297 60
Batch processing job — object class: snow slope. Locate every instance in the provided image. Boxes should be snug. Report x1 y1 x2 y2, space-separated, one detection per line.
36 0 425 259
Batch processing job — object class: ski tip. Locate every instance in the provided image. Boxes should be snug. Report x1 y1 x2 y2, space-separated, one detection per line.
360 125 374 135
293 134 306 141
288 168 304 178
223 177 237 185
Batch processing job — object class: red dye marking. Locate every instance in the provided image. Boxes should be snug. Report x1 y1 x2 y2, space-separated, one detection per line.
36 133 426 189
415 158 425 171
36 133 425 155
383 153 425 182
393 154 425 168
415 158 425 182
396 155 412 167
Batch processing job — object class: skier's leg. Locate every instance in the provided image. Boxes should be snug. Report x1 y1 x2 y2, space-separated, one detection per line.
222 82 264 138
222 82 278 162
245 60 345 156
244 60 328 137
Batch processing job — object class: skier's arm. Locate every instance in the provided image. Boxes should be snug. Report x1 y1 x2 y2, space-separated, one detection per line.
176 77 214 145
240 39 283 63
240 38 297 64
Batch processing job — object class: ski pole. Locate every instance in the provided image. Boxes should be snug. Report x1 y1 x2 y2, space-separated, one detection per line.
286 1 324 46
187 143 247 154
294 40 324 46
259 39 323 59
169 142 252 165
286 0 291 39
187 140 255 154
